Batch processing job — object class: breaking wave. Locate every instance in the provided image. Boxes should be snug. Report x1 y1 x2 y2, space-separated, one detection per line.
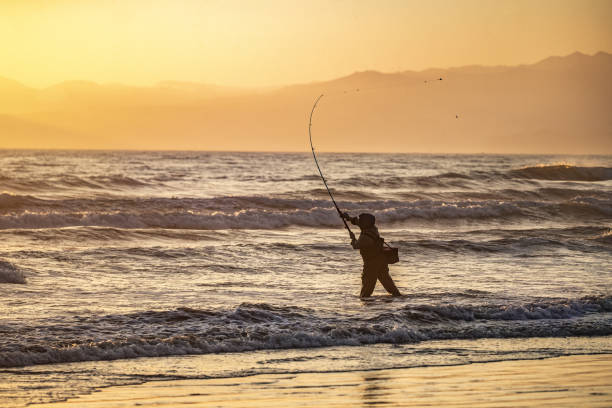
1 195 610 230
334 164 612 188
509 164 612 181
1 296 610 368
595 229 612 244
400 233 612 254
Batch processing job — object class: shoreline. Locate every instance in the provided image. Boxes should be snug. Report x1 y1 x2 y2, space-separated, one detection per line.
32 353 612 408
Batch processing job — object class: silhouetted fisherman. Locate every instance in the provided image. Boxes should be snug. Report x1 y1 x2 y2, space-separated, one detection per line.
342 212 401 297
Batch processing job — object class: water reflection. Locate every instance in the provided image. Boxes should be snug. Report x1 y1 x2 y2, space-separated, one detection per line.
361 373 392 406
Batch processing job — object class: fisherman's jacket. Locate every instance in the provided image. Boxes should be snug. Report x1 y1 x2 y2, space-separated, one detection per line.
352 227 386 266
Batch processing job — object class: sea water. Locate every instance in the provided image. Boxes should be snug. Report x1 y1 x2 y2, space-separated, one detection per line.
0 150 611 406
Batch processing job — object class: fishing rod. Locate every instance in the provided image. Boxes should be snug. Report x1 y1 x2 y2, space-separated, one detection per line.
308 94 353 237
308 77 445 237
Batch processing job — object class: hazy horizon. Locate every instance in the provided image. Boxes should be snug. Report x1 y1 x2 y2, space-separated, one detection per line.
2 49 608 91
2 50 611 154
1 149 610 155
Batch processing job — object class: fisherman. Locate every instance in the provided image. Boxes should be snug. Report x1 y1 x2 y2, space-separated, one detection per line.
342 212 401 297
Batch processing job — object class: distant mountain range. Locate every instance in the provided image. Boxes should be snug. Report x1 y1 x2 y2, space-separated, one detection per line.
1 51 611 153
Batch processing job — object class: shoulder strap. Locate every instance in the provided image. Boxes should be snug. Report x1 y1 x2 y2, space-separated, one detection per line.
364 232 393 249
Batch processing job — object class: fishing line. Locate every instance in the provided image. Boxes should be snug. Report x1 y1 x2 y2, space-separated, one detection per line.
308 94 353 237
308 76 447 236
313 76 443 100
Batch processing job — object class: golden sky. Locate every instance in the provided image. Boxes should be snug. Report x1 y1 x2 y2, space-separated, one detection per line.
2 0 611 88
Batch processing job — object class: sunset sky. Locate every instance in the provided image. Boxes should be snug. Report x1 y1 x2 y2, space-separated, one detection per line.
1 0 611 153
2 0 611 88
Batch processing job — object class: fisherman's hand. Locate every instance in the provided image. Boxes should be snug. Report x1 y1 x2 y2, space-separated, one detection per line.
342 212 350 220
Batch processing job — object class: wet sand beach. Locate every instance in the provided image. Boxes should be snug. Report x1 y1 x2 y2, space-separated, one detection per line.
34 354 612 408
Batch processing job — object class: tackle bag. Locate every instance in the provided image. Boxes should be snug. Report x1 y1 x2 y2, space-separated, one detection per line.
383 246 399 264
365 232 400 264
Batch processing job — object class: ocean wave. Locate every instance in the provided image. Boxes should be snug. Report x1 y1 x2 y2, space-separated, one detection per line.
240 174 321 183
0 202 520 230
403 237 562 254
4 227 607 255
1 297 610 368
495 187 612 202
379 296 612 322
0 195 333 214
0 260 26 284
400 228 612 253
460 225 611 239
0 226 223 243
333 164 612 189
0 174 155 192
509 164 612 181
340 173 474 189
88 175 152 187
291 189 383 201
334 164 612 189
3 181 610 213
1 195 610 230
595 229 612 244
0 193 47 210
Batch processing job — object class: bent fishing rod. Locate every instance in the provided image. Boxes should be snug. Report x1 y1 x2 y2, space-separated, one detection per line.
308 78 444 238
308 94 353 237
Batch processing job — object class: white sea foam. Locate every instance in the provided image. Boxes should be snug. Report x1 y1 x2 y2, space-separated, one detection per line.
1 297 610 368
2 197 610 230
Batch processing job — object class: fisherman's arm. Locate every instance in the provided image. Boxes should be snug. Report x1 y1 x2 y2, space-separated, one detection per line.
349 231 358 249
342 212 359 226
